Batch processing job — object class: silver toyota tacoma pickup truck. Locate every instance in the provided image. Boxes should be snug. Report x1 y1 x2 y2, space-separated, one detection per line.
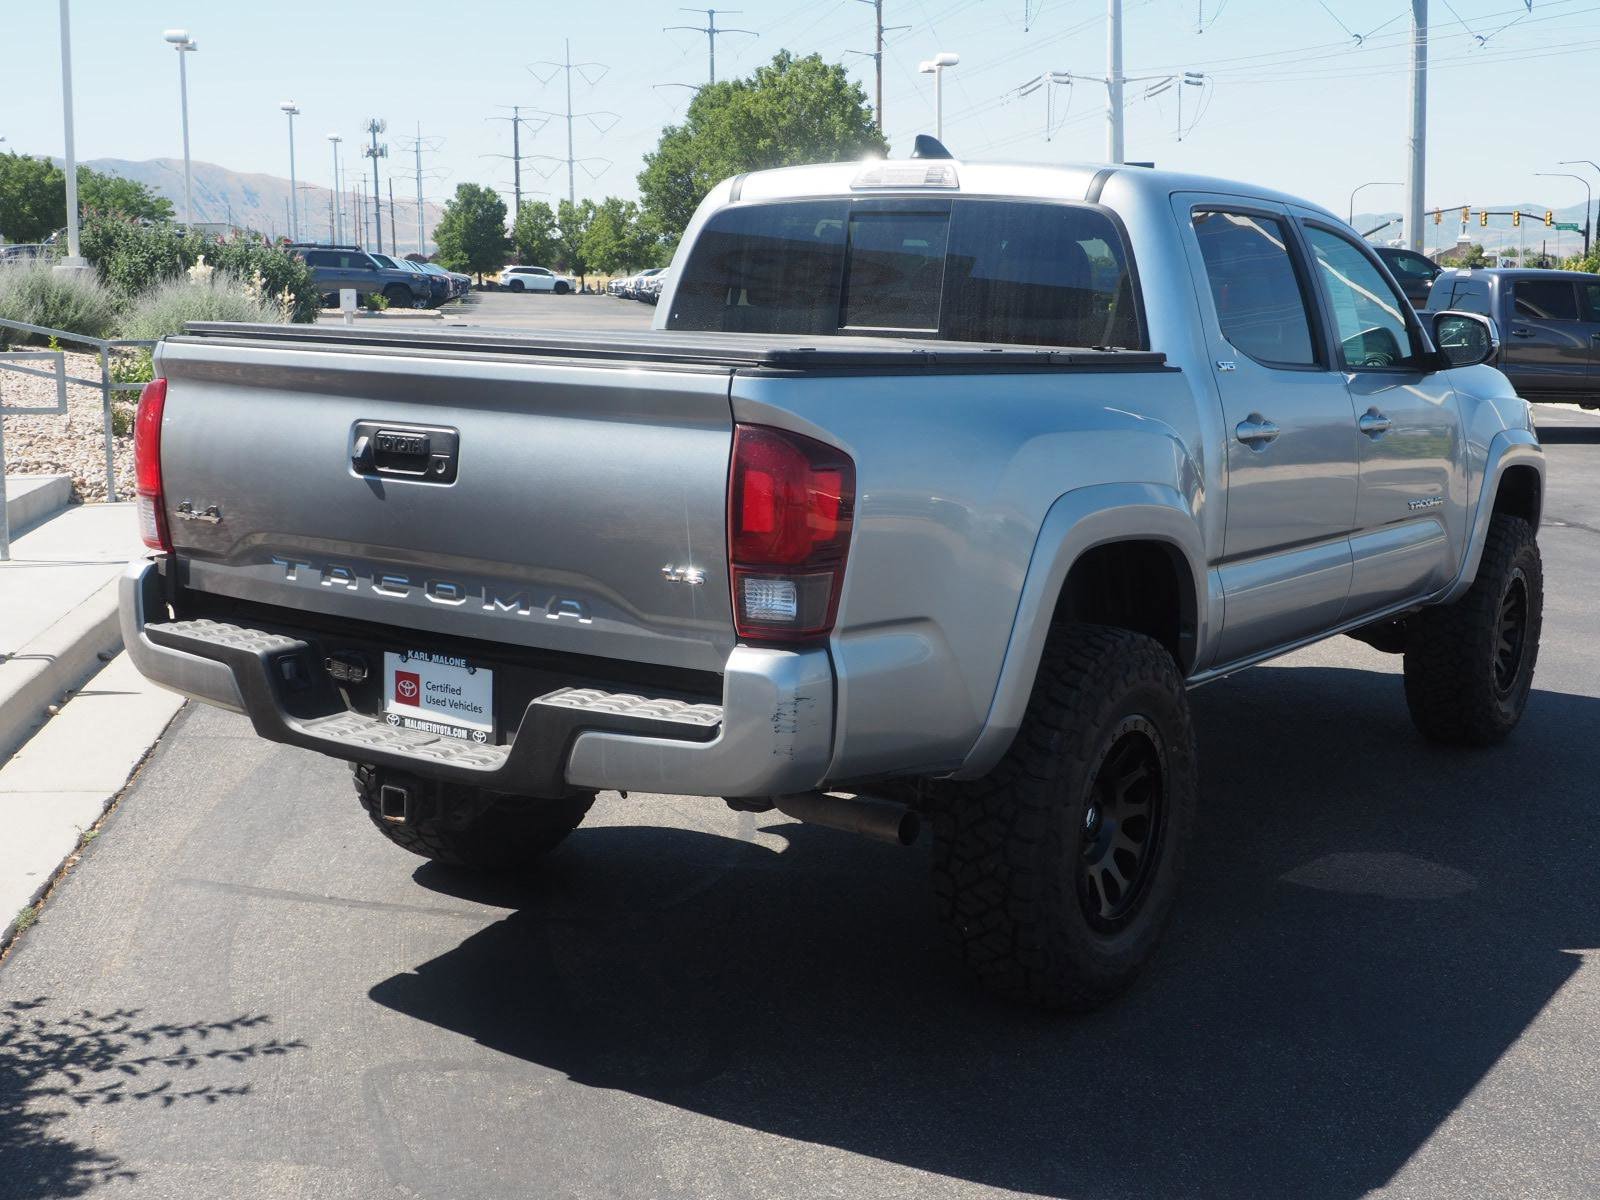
121 155 1543 1009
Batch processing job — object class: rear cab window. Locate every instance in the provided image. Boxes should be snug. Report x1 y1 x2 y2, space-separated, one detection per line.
667 197 1144 349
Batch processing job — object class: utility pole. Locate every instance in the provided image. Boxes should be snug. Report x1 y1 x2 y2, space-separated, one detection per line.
327 133 343 243
665 8 756 85
1106 0 1125 163
1405 0 1427 251
363 118 388 253
388 179 397 254
397 123 445 255
849 0 910 130
485 106 548 214
528 41 617 207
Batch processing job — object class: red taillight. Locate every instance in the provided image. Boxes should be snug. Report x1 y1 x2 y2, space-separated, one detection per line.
134 378 170 552
728 424 855 642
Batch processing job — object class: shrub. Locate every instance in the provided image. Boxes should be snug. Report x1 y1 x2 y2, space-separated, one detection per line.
118 272 288 341
80 212 318 322
0 258 123 346
80 211 205 295
364 291 389 311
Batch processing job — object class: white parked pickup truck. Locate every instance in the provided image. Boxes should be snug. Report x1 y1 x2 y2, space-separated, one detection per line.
121 151 1541 1009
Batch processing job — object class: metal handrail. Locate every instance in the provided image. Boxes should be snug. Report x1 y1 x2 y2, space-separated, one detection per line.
0 317 158 559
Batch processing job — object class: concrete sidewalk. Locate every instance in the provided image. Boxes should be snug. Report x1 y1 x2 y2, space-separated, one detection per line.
0 489 183 941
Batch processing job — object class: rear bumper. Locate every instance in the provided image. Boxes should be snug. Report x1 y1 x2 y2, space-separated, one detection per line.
120 559 833 799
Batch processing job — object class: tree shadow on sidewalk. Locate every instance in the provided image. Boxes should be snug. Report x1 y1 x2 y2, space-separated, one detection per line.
0 999 306 1198
371 666 1600 1198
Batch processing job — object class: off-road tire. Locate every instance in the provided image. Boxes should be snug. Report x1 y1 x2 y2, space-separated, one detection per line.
1403 513 1542 746
382 285 412 309
353 763 593 872
931 625 1197 1011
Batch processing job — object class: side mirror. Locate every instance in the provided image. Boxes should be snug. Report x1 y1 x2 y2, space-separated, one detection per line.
1430 309 1500 369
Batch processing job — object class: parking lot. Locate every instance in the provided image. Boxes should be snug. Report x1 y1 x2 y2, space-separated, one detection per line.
3 297 1599 1197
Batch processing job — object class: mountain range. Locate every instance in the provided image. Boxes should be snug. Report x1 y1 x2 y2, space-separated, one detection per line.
81 157 444 253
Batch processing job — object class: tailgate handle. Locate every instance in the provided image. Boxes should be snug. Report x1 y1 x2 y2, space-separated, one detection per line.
351 422 459 484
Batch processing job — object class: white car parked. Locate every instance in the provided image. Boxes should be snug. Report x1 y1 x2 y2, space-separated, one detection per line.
499 265 576 294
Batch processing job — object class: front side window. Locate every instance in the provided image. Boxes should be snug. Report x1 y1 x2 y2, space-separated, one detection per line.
1582 282 1600 322
1305 226 1418 368
1191 210 1317 366
667 198 1142 348
1514 280 1579 321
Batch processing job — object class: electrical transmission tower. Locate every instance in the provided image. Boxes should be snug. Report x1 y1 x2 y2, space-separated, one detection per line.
483 106 550 214
362 118 388 253
848 1 909 131
664 8 756 85
396 124 446 255
527 40 618 206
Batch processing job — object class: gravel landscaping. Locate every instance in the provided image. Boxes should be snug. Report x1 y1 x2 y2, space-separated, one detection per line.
0 350 134 503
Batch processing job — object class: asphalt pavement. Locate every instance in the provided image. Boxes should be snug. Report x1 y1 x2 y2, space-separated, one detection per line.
2 321 1598 1197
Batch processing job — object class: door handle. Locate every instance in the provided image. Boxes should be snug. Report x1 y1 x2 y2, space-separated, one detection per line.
1358 409 1392 437
1234 415 1280 447
1511 327 1535 338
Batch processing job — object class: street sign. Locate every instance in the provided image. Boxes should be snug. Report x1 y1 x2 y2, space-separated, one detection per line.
1555 222 1582 233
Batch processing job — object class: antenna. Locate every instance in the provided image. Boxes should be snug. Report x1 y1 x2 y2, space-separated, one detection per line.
527 39 617 206
664 8 756 84
362 117 389 252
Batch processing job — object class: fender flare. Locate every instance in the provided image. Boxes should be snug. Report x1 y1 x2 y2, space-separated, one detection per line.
1439 429 1544 605
951 482 1210 780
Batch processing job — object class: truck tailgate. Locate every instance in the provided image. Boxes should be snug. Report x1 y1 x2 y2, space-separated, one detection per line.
154 335 737 674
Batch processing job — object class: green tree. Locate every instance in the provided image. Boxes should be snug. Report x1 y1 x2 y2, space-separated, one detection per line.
433 183 508 283
78 171 172 222
638 51 887 245
581 196 656 275
2 153 173 243
0 153 68 243
511 199 560 266
554 198 597 282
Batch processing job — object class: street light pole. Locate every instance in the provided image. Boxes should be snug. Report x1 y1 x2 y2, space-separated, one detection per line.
1536 172 1592 258
57 0 85 265
280 102 300 242
917 52 959 140
163 30 198 226
1558 159 1600 260
1106 0 1125 163
1348 180 1403 227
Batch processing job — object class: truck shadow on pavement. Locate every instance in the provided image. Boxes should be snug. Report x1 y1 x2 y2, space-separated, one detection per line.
0 1000 305 1199
370 665 1599 1199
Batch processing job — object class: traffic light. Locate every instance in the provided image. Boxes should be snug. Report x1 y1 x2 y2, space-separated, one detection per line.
1480 210 1489 227
1545 210 1554 227
1461 206 1471 224
1513 210 1521 227
1434 208 1442 225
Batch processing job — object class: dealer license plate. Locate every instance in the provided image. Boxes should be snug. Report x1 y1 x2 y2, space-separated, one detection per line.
383 650 494 743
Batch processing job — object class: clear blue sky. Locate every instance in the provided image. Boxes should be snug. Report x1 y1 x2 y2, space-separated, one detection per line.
4 0 1597 253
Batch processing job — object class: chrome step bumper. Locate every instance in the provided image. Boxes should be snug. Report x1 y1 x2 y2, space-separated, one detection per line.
121 559 834 799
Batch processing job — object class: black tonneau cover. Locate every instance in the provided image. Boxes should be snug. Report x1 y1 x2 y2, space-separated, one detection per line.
175 321 1169 373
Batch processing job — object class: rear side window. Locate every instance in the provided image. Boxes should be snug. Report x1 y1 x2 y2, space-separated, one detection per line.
1514 280 1579 321
667 198 1142 348
1191 210 1317 367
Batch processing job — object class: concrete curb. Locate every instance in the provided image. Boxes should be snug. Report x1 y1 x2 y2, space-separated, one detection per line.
0 574 122 764
3 474 73 535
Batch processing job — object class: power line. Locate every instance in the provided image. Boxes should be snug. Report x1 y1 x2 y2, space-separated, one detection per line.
664 8 757 84
527 39 618 206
